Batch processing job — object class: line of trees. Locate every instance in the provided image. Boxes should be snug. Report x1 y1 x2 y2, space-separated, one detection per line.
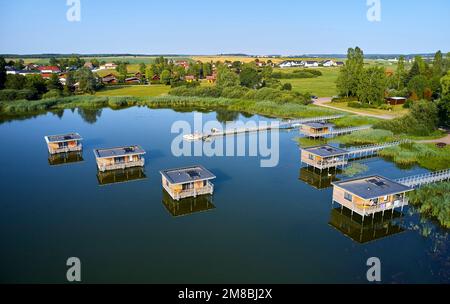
0 57 102 101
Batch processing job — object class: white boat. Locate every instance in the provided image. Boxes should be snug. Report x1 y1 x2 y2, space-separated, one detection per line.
183 132 204 141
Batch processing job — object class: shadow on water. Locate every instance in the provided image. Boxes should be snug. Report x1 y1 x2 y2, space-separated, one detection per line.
48 152 84 166
97 167 147 186
328 207 406 244
161 191 216 218
299 167 340 190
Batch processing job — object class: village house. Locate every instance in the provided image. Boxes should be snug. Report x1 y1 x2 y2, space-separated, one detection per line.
160 165 216 201
279 60 303 68
125 77 141 84
301 145 348 171
102 73 118 84
44 133 83 155
385 97 407 105
332 175 413 217
99 63 118 70
175 60 190 70
322 60 337 67
300 122 334 138
304 61 319 68
336 61 345 66
83 62 94 70
185 75 196 83
94 145 146 172
206 74 216 83
38 66 61 74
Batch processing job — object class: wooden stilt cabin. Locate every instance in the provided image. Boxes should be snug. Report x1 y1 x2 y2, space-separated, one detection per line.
301 145 348 170
44 133 83 155
332 176 413 218
300 122 334 138
94 145 146 172
160 165 216 201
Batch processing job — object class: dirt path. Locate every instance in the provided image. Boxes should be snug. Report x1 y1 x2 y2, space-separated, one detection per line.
314 97 397 120
415 133 450 145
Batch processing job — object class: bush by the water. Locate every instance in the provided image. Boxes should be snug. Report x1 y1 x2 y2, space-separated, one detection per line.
342 163 369 177
374 100 439 136
169 85 311 105
408 182 450 228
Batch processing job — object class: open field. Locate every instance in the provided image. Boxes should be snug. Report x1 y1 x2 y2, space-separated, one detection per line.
5 56 192 65
95 85 170 97
279 68 340 97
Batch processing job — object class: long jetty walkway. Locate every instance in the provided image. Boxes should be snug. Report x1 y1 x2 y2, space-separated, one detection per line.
327 125 372 137
396 169 450 188
185 114 345 141
346 140 409 160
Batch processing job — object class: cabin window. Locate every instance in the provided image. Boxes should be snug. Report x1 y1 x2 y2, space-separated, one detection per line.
308 154 314 160
182 183 193 190
59 142 68 148
115 157 125 164
203 180 207 187
344 192 353 202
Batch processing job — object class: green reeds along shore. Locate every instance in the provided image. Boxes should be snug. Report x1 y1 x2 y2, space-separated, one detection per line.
408 182 450 228
379 142 450 171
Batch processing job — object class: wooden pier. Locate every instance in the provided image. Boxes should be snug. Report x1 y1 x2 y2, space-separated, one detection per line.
396 169 450 188
301 141 407 171
326 125 372 137
346 140 408 160
184 114 345 141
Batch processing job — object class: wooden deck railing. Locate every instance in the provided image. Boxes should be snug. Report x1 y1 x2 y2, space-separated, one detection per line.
163 182 214 201
48 144 82 155
98 159 145 172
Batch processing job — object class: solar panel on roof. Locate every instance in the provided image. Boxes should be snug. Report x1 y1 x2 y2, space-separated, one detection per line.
187 170 200 178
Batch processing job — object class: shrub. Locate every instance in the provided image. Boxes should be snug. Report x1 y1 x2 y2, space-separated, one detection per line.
281 83 292 91
42 89 63 99
0 89 19 101
221 86 249 99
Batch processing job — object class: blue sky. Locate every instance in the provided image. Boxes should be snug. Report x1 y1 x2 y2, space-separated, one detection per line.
1 0 449 55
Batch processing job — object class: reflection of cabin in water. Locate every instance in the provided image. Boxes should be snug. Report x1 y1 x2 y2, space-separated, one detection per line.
160 165 216 201
162 190 215 217
329 207 405 244
300 122 334 138
332 176 413 218
44 133 83 155
97 167 147 186
301 145 348 171
299 167 340 189
48 151 84 166
94 145 146 172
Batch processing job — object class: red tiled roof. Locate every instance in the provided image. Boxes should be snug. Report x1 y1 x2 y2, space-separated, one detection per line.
38 66 60 72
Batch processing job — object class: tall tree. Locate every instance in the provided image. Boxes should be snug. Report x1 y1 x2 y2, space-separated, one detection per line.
396 56 406 90
357 66 387 105
433 50 444 77
47 74 63 91
0 57 6 90
216 66 239 88
139 63 146 75
75 68 97 94
239 66 262 89
336 47 364 97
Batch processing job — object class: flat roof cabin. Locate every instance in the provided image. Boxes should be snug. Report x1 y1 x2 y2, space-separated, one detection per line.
301 145 348 170
332 175 413 217
44 133 83 155
300 122 334 138
160 165 216 201
94 145 146 172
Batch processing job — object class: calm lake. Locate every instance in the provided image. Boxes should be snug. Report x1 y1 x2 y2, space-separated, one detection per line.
0 106 448 283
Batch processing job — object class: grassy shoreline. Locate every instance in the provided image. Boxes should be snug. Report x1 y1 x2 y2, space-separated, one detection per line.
0 95 342 120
